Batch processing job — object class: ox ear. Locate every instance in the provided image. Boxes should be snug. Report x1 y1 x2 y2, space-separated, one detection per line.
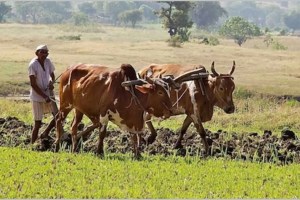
135 84 154 94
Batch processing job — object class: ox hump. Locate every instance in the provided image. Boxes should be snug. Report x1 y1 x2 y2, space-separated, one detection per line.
121 64 138 80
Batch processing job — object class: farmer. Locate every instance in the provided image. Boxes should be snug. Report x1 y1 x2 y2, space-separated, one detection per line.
28 44 58 144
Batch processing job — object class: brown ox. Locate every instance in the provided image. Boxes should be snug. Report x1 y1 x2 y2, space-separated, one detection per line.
139 61 236 154
55 63 173 158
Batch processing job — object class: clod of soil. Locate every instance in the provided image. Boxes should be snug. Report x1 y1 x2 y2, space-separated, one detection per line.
0 116 299 164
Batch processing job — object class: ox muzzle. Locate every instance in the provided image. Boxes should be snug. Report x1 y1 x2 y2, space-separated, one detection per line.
224 105 235 114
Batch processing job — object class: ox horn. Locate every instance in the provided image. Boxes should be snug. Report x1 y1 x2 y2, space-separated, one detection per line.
121 79 148 87
229 60 235 75
174 68 208 84
211 61 219 76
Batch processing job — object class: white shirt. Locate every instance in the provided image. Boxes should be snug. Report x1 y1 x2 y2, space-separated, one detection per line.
28 57 55 102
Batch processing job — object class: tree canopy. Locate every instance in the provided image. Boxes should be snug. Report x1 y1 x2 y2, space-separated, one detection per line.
0 2 11 23
219 16 261 46
103 1 135 25
14 2 71 24
191 2 227 29
78 2 97 17
225 1 266 26
157 1 193 42
118 9 143 28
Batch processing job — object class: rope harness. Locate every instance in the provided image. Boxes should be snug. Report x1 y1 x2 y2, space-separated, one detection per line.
125 84 146 112
172 76 209 108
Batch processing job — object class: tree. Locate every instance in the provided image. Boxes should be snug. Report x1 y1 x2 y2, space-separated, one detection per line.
191 2 227 29
78 2 97 17
14 2 41 24
224 1 266 26
139 4 157 21
284 11 300 31
14 2 71 24
38 2 72 24
118 9 142 28
219 16 261 46
71 12 89 26
103 1 135 25
0 2 12 23
157 1 193 42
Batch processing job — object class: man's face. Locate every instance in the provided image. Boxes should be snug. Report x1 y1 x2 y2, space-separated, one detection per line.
36 50 49 61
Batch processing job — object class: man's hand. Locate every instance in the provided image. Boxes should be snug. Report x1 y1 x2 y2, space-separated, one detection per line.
45 96 51 103
48 81 54 90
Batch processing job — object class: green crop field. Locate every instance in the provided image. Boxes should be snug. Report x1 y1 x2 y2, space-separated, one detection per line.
1 147 300 198
0 23 300 198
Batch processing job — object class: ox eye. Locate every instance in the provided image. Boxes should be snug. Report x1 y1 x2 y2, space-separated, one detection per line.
158 91 164 96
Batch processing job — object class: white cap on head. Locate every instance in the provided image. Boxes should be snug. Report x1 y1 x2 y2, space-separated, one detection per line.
36 44 48 51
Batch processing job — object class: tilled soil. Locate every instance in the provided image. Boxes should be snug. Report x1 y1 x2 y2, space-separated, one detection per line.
1 116 300 164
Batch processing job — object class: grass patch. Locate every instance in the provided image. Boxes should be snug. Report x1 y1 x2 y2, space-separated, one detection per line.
152 96 300 135
0 147 299 198
53 24 106 33
0 99 33 123
56 35 81 41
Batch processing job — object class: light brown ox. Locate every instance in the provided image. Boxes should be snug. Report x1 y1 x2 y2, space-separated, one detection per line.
54 63 173 158
139 61 236 154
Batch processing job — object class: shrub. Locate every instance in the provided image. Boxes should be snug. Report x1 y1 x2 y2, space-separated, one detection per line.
234 87 255 99
263 34 287 50
167 35 182 47
198 36 219 46
279 29 287 36
208 36 220 46
271 40 287 50
284 99 300 107
263 34 273 47
56 35 81 41
177 27 191 42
